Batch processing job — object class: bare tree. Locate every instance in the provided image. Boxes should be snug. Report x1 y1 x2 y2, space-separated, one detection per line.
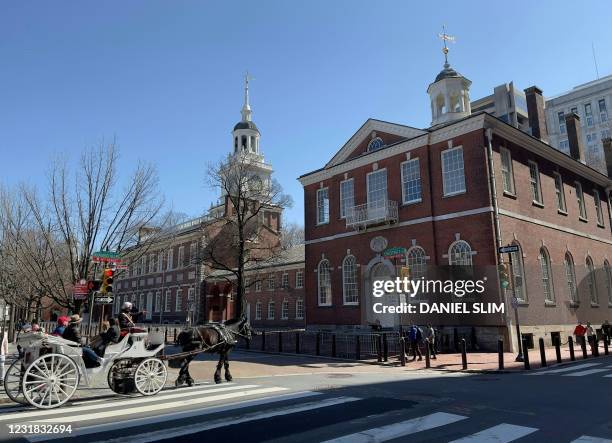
3 142 166 313
200 151 292 319
280 222 304 249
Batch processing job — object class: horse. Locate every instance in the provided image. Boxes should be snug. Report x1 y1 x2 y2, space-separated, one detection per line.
174 314 252 386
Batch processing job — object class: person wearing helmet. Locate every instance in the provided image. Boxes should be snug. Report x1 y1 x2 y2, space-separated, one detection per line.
118 301 146 330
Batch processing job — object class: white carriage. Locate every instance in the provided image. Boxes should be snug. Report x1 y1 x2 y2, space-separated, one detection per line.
3 328 167 409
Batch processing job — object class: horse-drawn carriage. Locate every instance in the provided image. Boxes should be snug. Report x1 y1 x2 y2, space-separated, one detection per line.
3 328 167 409
3 314 251 410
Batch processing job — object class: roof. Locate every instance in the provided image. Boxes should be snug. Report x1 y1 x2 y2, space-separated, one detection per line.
233 121 259 132
435 63 462 82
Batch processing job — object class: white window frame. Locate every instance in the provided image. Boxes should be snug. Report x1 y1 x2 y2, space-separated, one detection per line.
255 301 262 320
295 271 304 289
165 290 172 312
528 160 543 205
295 298 304 320
575 182 587 220
155 291 161 312
317 259 332 306
167 249 173 270
585 103 594 127
500 147 515 195
281 272 289 289
564 253 578 303
553 172 567 213
586 256 598 305
407 246 427 279
441 146 466 197
539 248 555 303
281 299 289 319
366 168 388 207
604 260 612 306
178 246 185 268
316 187 330 225
448 240 473 266
339 178 354 219
400 158 422 204
509 243 527 302
267 301 275 320
268 273 275 290
190 242 197 265
175 289 182 312
558 111 566 134
255 279 262 292
342 255 359 305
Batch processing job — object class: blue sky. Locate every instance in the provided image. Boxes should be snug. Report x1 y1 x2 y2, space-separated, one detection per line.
2 1 611 225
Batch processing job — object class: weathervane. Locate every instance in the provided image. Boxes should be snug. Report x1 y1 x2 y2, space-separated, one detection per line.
438 25 455 66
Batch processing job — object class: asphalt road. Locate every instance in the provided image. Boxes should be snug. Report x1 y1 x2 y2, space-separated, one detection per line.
1 353 611 443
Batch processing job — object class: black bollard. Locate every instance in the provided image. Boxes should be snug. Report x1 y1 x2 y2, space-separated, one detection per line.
278 332 283 353
554 336 561 363
498 339 504 370
356 335 361 360
383 333 389 362
592 336 599 357
460 338 467 370
604 335 609 356
581 337 588 359
331 333 336 358
164 328 168 344
261 331 266 351
246 336 251 350
568 336 575 361
400 338 406 367
425 338 431 368
377 335 383 363
295 332 300 354
522 338 530 370
315 332 321 356
539 337 547 367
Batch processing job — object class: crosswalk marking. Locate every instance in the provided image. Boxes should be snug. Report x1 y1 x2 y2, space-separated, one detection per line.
27 390 321 442
528 363 601 375
449 423 538 442
320 412 468 443
571 436 612 442
562 369 612 377
0 383 257 423
603 374 612 378
91 396 361 443
37 387 289 424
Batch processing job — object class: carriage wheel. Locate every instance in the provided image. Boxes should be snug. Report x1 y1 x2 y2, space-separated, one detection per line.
134 358 167 396
3 359 28 405
22 354 79 409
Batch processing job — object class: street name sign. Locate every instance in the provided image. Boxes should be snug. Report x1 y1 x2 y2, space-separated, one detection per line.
498 245 519 254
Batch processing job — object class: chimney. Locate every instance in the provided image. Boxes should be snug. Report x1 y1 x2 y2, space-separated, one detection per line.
565 112 585 163
603 137 612 177
524 86 548 142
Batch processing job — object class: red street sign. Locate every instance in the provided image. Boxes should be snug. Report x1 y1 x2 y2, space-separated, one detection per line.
73 281 89 300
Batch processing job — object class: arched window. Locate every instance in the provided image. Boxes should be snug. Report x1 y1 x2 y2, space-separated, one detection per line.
234 137 238 152
436 94 446 115
241 135 247 150
342 255 358 305
450 92 463 112
539 247 554 303
604 260 612 305
586 256 598 305
564 252 578 303
367 137 384 152
509 242 526 301
318 259 332 306
407 246 427 279
448 240 473 266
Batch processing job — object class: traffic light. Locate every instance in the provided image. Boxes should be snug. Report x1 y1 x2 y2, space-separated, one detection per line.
101 268 114 294
499 263 511 289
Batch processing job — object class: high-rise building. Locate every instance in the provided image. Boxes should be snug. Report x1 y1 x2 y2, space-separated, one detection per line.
545 75 612 174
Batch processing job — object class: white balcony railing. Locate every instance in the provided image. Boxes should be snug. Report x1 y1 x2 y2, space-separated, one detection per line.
345 200 398 230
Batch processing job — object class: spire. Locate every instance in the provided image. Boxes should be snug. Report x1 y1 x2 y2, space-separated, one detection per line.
241 72 252 122
438 25 455 68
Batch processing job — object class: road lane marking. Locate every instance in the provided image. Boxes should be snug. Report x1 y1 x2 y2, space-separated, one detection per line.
571 436 612 442
449 423 538 442
36 387 289 424
0 384 260 422
603 374 612 378
562 369 611 377
527 363 601 375
27 391 321 442
89 396 361 443
320 412 468 443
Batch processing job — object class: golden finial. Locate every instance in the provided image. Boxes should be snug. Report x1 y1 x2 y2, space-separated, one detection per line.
438 25 455 66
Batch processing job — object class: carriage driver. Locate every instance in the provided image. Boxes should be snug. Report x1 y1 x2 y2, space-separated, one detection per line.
118 302 146 330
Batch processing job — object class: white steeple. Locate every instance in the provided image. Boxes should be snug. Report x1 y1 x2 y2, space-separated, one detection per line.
232 72 261 155
241 72 252 122
427 27 472 127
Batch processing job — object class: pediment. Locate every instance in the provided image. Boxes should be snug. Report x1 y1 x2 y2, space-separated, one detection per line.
325 119 427 168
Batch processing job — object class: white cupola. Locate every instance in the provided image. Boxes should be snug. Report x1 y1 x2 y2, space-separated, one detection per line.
232 73 261 155
427 30 471 127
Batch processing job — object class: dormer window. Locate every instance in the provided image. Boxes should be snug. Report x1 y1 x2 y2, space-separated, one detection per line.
367 137 384 152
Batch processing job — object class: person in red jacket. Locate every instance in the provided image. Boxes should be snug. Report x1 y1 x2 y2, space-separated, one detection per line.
574 322 587 346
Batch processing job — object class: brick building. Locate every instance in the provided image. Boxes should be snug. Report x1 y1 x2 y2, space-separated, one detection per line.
114 76 296 326
299 54 612 350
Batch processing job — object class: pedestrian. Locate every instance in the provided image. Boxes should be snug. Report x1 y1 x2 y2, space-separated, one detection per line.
586 322 595 352
51 316 68 337
602 320 611 345
574 322 586 347
425 325 436 359
407 324 423 361
0 329 8 382
62 315 105 367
